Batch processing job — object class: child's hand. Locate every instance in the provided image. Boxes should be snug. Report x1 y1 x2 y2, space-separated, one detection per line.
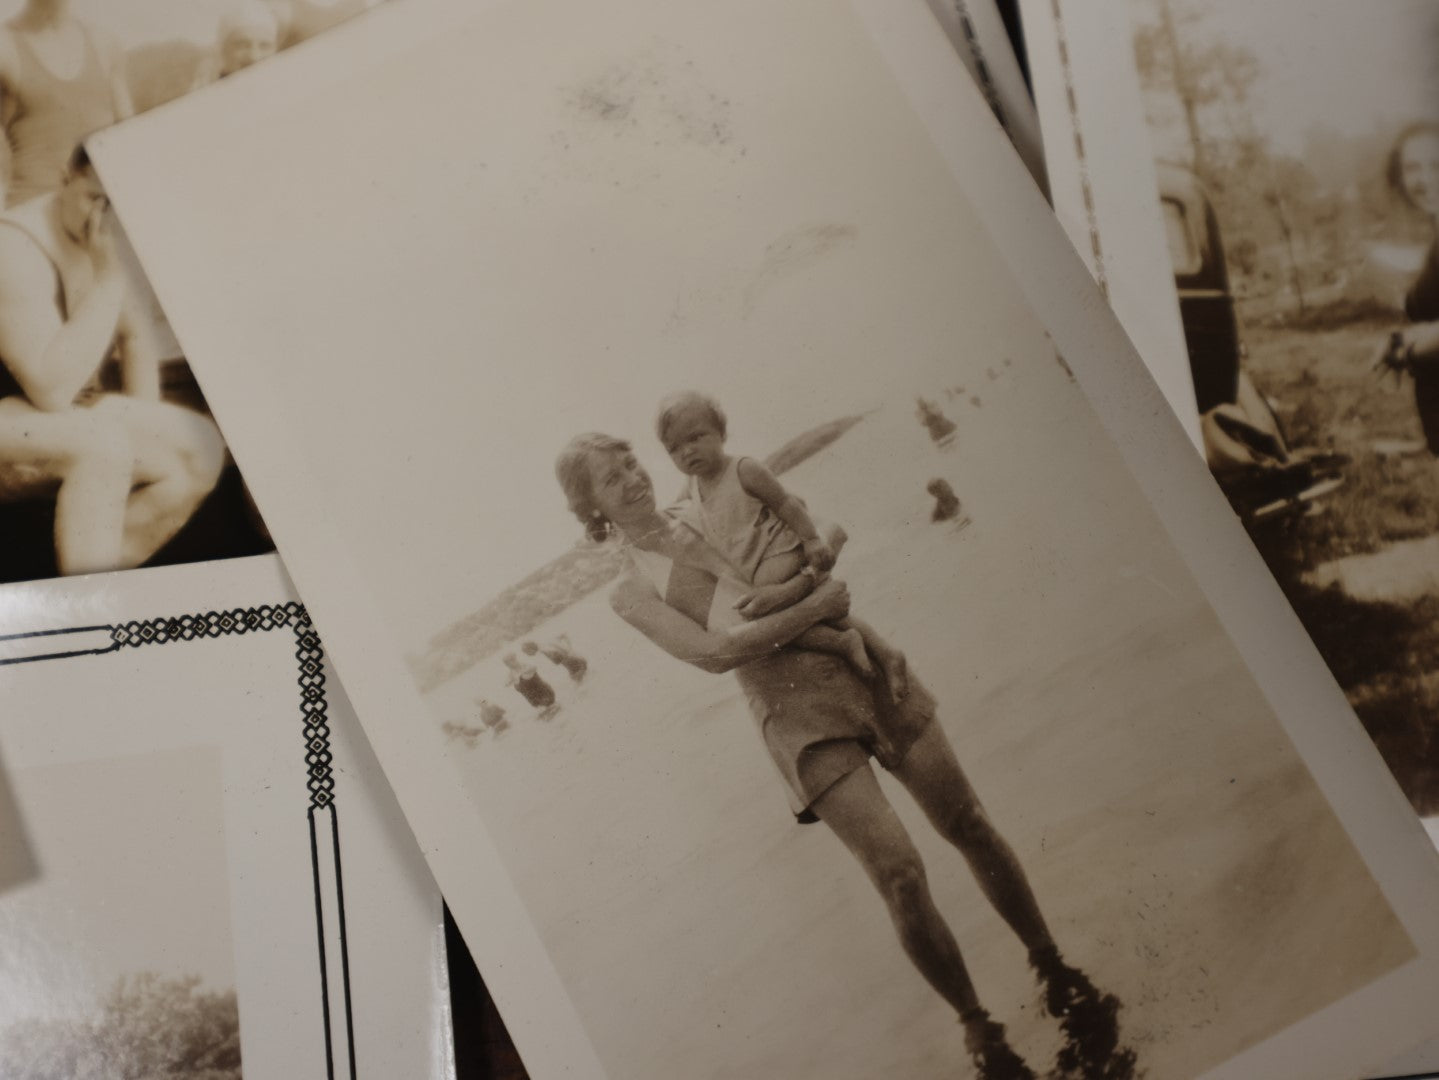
803 536 836 573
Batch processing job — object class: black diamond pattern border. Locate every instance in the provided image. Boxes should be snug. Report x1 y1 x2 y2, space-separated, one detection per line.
110 603 334 810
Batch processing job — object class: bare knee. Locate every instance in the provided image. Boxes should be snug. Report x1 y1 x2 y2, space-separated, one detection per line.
144 409 226 495
938 798 996 850
174 412 226 491
872 851 930 916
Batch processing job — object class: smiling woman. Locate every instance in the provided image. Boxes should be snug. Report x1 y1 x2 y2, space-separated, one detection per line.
554 430 1135 1080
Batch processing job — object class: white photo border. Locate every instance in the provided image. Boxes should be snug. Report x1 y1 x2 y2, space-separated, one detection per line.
0 602 360 1080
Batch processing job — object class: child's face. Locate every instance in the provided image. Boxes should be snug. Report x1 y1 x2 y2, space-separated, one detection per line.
662 406 726 477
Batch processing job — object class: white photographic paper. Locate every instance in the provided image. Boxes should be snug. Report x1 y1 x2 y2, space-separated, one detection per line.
1018 0 1201 444
0 554 453 1078
923 0 1047 187
91 1 1439 1077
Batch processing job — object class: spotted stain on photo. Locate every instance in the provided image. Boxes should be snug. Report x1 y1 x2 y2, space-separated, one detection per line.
563 45 741 155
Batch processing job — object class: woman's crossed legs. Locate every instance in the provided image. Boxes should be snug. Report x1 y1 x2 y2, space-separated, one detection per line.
0 394 225 575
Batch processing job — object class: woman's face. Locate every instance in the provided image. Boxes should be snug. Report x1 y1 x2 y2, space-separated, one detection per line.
1399 130 1439 218
586 448 655 528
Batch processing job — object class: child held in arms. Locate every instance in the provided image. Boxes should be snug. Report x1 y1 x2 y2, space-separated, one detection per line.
656 391 907 697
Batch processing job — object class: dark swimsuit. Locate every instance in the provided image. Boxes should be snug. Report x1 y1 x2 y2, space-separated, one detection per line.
1407 239 1439 454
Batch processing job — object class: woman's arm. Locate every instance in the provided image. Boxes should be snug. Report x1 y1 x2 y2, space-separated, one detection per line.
611 573 850 674
115 294 161 402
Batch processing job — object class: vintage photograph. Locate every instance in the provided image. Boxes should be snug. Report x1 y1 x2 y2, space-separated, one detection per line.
1114 0 1439 818
0 747 241 1079
0 0 383 584
84 0 1439 1075
0 553 457 1077
412 344 1413 1080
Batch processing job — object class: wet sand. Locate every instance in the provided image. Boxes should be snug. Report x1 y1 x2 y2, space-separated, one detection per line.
428 390 1411 1079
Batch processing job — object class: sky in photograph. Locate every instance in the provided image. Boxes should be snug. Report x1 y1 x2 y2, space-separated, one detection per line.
0 747 237 1026
94 0 1058 650
1132 0 1439 157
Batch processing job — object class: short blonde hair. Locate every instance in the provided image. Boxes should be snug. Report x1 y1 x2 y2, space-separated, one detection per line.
555 432 632 542
655 391 726 446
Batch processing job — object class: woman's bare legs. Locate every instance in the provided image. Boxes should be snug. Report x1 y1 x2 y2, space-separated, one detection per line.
94 396 226 566
812 764 1033 1078
889 722 1053 955
892 722 1135 1078
0 399 133 574
812 763 979 1014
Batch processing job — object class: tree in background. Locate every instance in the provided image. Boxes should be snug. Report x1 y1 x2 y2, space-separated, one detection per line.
1131 0 1354 316
1128 0 1318 312
0 973 241 1080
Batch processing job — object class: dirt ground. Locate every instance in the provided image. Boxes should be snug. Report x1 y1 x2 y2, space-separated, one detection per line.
1241 320 1439 812
427 386 1412 1080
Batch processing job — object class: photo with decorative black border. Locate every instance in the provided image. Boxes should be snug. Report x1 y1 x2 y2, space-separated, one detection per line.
0 554 451 1078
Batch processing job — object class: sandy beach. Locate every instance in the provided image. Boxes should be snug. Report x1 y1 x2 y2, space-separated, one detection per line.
427 385 1410 1079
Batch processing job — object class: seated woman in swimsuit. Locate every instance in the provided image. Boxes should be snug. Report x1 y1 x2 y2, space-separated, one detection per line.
0 0 132 207
555 431 1133 1080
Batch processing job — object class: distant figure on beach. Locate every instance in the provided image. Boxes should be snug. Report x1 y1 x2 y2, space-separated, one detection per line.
0 0 132 207
477 698 508 734
1375 121 1439 459
927 478 962 522
557 430 1135 1080
522 637 588 683
654 390 909 690
916 396 956 446
442 719 484 748
503 653 557 711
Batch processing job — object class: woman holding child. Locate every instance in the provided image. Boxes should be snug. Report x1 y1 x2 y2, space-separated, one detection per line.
554 393 1132 1080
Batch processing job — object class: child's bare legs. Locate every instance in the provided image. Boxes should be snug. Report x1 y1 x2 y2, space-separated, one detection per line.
755 550 909 689
846 616 910 702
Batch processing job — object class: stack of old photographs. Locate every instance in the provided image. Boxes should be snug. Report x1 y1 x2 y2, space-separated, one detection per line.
4 1 1439 1077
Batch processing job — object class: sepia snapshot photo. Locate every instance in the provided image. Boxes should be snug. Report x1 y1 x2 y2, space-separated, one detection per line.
1022 0 1439 837
0 748 244 1080
0 553 455 1078
90 0 1439 1077
0 0 385 586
